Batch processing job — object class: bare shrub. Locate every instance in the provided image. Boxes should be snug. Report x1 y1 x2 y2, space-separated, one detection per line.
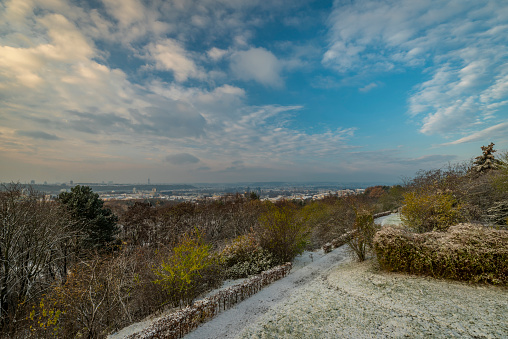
300 199 350 249
125 263 292 339
374 224 508 284
346 209 379 261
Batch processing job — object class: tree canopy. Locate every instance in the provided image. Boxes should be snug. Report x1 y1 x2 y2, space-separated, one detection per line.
58 185 118 249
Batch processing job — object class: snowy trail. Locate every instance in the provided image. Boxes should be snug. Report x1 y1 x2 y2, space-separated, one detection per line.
183 246 350 339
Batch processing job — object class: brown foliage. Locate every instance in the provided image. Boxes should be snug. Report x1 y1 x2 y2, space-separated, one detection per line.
364 185 388 199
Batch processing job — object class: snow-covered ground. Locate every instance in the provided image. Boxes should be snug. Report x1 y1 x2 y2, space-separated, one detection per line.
375 212 402 227
238 260 508 338
183 246 350 339
111 214 507 338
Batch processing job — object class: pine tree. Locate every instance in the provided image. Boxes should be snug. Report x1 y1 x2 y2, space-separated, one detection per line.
58 185 118 249
473 142 499 173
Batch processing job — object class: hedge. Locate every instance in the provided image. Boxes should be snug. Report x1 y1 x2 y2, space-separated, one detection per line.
373 224 508 284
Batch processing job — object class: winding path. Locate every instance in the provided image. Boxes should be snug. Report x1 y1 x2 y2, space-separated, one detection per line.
184 246 350 339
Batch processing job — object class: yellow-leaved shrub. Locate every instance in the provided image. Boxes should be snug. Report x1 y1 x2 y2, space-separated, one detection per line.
153 231 221 307
401 191 463 233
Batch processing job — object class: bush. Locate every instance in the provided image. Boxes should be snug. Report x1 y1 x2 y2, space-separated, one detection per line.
374 224 508 284
257 203 310 263
0 184 75 333
486 200 508 226
300 199 351 249
220 234 277 279
400 191 464 232
346 209 378 261
223 249 277 279
153 232 221 308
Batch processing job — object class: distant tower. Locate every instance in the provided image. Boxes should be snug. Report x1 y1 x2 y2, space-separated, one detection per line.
148 178 150 185
70 180 73 186
30 180 35 185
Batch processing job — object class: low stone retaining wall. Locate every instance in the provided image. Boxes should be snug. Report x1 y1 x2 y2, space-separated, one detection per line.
373 210 392 219
125 262 292 339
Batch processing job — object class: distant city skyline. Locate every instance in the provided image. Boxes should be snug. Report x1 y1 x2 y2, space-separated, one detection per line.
1 0 507 184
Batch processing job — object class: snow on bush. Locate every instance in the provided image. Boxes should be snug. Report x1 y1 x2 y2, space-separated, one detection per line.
374 224 508 284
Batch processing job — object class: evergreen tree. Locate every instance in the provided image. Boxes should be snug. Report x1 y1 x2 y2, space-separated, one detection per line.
473 142 499 173
58 185 118 249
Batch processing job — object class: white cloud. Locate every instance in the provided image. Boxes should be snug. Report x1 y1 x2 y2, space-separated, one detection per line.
359 82 379 93
230 47 283 87
0 12 95 88
325 0 508 137
2 0 448 183
99 0 171 44
102 0 145 28
441 122 508 146
146 39 204 82
207 47 228 61
419 97 478 135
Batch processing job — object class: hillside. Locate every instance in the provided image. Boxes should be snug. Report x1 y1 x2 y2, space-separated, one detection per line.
111 244 507 338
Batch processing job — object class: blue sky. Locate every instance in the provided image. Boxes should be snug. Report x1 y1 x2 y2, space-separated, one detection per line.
1 0 507 184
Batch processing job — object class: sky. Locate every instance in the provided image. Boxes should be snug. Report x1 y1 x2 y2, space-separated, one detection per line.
1 0 507 185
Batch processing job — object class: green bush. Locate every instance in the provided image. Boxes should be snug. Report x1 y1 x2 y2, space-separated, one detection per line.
257 203 310 263
374 224 508 284
300 199 352 249
400 191 464 232
153 232 221 307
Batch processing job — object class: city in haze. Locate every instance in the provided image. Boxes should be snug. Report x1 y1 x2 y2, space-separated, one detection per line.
1 0 507 184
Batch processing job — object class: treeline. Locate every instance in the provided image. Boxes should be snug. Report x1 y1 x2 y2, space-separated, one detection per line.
0 181 394 338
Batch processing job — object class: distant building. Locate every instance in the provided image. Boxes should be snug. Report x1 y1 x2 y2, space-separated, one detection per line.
30 180 35 185
70 180 73 185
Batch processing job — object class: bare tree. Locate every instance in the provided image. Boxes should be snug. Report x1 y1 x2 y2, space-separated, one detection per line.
0 183 75 330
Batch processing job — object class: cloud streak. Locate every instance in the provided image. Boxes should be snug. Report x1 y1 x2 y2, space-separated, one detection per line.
16 130 61 140
325 0 508 137
165 153 200 165
441 122 508 146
